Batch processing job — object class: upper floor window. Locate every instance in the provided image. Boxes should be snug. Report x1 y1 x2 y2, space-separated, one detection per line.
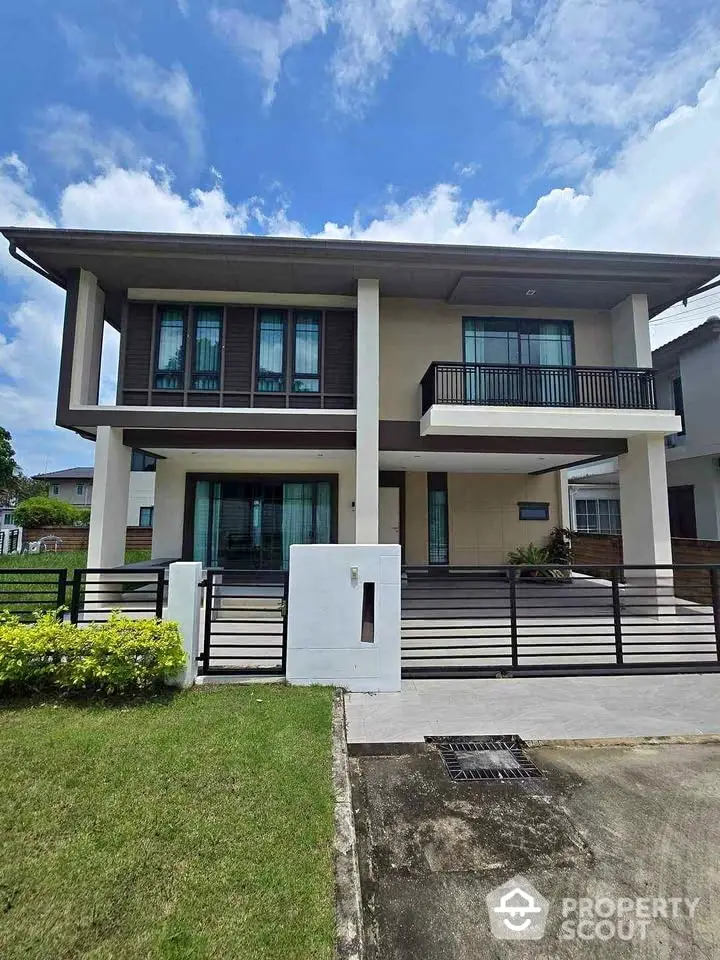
257 311 286 392
131 450 157 472
192 308 222 390
293 312 320 392
76 483 85 495
463 318 574 367
672 376 685 436
256 309 321 394
51 484 59 495
2 512 13 525
155 308 185 389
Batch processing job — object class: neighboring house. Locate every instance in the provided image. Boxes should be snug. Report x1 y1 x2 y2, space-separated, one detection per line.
0 504 22 554
652 318 720 539
35 452 156 526
567 459 621 534
4 226 718 574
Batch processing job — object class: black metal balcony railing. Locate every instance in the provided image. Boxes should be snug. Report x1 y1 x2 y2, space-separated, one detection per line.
420 362 658 415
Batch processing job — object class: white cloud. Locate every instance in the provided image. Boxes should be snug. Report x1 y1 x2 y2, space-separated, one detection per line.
32 106 142 174
210 0 329 106
3 64 720 468
64 24 204 163
497 0 720 129
177 0 190 15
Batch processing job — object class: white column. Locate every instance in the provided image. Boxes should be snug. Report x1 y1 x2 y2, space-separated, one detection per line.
610 293 651 367
152 459 186 560
355 278 380 543
71 269 105 406
619 434 673 605
165 561 202 687
87 426 131 568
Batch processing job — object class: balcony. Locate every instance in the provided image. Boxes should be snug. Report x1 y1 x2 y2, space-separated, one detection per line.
421 362 658 414
419 362 680 441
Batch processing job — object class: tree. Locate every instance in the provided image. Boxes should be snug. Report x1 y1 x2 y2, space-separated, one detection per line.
0 427 18 491
12 497 80 529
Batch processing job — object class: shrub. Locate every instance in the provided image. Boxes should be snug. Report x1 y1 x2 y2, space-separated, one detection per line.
0 612 186 695
546 526 573 565
73 507 91 527
12 496 80 528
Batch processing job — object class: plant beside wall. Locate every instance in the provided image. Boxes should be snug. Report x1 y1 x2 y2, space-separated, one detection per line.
508 527 574 579
0 612 185 695
11 496 88 528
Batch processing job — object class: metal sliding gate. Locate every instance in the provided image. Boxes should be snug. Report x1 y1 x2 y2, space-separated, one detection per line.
199 569 288 676
402 563 720 678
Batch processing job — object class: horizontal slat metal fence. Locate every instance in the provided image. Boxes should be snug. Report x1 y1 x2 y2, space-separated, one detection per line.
0 568 67 621
402 564 720 678
69 568 165 624
200 569 288 676
420 362 657 413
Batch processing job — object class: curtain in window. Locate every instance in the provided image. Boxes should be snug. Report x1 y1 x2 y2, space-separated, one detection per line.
193 308 221 390
293 313 320 392
193 481 211 563
156 309 185 388
315 482 332 543
257 312 285 392
281 483 315 569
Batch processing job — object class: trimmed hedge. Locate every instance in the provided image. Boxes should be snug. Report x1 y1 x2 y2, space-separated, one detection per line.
0 612 186 695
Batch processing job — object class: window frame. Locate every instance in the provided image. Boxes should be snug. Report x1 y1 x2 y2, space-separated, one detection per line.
427 472 449 565
154 306 188 391
131 451 157 472
51 484 59 496
518 501 550 521
255 308 288 393
138 506 154 528
190 305 223 392
291 310 322 394
462 317 576 367
574 497 621 534
76 483 85 496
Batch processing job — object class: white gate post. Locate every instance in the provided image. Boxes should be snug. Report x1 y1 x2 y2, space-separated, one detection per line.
165 561 203 688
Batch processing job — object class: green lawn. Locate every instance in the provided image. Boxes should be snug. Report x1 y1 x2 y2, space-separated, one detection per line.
0 685 336 959
0 550 152 616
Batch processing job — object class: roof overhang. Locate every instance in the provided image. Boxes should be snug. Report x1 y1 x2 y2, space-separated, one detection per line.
3 227 720 321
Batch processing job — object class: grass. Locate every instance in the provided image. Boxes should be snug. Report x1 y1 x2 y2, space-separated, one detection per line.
0 550 152 615
0 684 336 960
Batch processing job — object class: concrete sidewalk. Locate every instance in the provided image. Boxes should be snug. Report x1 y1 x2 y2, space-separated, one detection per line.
345 674 720 743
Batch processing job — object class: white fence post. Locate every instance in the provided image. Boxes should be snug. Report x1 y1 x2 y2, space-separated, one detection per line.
165 561 203 688
286 544 401 692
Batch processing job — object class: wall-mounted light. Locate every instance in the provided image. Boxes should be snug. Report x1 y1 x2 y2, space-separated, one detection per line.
526 289 536 297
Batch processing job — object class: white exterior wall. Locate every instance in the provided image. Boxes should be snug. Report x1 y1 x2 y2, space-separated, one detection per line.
658 335 720 459
70 270 105 406
610 294 652 367
619 434 672 567
355 279 380 542
286 544 401 692
127 472 157 526
151 451 357 561
87 427 131 568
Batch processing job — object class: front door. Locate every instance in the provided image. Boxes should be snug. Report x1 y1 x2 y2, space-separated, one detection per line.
379 486 401 544
668 485 697 538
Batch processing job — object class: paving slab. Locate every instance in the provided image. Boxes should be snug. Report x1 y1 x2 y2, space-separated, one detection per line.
345 674 720 743
349 741 720 959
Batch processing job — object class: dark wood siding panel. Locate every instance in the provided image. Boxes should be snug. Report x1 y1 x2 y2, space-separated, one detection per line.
223 306 255 393
122 302 154 395
323 310 356 407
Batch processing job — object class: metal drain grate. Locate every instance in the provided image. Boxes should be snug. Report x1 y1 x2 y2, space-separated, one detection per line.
427 735 543 782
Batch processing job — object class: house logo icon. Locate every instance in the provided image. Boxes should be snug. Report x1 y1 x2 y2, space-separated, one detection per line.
486 876 549 940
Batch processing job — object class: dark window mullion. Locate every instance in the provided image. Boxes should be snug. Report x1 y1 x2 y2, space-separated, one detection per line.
183 306 192 405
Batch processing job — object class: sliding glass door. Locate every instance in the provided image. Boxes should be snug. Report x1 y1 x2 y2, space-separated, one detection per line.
463 318 575 404
192 477 333 569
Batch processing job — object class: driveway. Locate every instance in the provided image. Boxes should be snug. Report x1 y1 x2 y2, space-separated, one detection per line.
345 674 720 743
349 740 720 959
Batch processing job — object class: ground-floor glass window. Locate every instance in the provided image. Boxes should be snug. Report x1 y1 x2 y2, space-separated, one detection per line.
574 498 621 534
192 477 333 569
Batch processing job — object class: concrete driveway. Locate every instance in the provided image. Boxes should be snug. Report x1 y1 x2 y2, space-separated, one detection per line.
349 740 720 959
346 674 720 743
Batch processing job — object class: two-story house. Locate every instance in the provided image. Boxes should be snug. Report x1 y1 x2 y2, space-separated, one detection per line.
653 317 720 539
36 454 157 527
3 227 717 579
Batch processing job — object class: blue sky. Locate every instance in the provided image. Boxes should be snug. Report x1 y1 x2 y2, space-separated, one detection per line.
2 0 720 474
